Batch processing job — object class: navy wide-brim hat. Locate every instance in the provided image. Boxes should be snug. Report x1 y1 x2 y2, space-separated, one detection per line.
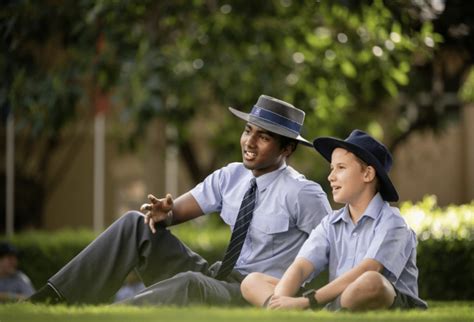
229 95 312 147
313 129 399 202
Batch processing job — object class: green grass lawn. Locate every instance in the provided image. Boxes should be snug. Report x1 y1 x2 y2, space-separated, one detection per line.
0 302 472 322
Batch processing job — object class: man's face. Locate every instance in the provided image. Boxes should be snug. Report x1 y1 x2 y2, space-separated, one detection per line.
240 123 289 177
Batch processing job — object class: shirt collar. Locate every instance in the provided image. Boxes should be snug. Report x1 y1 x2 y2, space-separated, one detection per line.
330 192 385 224
253 162 287 192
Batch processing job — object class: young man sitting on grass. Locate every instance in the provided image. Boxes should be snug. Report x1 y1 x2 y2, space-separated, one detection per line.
29 95 331 306
241 130 428 311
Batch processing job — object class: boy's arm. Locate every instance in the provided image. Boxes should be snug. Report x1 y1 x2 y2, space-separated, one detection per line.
269 258 382 310
266 258 315 310
314 258 383 304
274 257 315 297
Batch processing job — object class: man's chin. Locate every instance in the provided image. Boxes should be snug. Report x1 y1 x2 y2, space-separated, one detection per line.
242 162 254 170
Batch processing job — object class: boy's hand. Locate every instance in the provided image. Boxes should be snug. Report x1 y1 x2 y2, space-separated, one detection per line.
267 295 308 310
140 193 174 233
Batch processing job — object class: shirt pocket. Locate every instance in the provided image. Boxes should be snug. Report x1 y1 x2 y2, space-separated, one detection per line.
220 203 239 229
251 213 290 255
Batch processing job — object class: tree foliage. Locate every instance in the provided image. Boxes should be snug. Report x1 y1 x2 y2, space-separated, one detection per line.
1 0 472 229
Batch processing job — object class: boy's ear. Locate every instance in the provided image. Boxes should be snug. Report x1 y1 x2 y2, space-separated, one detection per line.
363 166 377 182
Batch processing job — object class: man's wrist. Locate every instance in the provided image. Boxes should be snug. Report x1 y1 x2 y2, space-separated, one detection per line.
164 210 173 226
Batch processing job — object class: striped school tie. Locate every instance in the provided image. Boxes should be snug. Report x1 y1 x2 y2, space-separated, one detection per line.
215 178 257 280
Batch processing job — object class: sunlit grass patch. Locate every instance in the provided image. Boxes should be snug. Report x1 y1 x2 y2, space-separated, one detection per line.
0 301 472 322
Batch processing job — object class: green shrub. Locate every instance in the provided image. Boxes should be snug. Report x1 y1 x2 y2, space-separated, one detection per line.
401 195 474 241
1 229 96 289
1 196 472 300
0 224 228 290
400 196 474 300
417 238 474 300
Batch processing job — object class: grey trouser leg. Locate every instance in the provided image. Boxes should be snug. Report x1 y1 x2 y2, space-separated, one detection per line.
49 211 209 304
116 270 245 306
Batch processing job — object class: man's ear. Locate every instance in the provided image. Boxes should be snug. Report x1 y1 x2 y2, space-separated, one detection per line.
282 142 296 158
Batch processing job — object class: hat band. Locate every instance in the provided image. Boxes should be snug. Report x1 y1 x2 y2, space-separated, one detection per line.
250 105 301 134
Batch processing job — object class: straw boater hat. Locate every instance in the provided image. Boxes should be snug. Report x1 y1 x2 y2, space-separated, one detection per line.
313 129 399 202
229 95 312 147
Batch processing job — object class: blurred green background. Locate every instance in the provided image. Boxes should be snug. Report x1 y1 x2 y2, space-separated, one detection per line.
2 0 474 230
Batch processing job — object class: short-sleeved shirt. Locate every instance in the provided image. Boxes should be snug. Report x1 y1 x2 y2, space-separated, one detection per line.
0 270 35 300
191 162 331 278
297 193 427 307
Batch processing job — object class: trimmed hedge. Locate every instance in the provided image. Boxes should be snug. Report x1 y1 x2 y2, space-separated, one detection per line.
1 196 473 300
1 226 472 300
1 229 96 291
417 238 474 300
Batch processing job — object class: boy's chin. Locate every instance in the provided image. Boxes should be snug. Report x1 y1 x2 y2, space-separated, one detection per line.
332 195 346 205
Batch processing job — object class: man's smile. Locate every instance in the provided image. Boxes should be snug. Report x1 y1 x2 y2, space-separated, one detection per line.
244 150 257 161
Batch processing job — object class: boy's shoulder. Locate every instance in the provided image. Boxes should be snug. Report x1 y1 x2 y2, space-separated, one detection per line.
379 204 410 229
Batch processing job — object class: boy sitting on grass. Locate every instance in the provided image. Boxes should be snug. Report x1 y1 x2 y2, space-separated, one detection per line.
241 130 427 311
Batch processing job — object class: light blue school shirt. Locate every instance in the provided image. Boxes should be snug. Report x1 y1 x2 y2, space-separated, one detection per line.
191 162 331 279
0 271 35 300
297 193 427 307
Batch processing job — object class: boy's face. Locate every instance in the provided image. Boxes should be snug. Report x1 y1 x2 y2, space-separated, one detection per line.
240 123 290 177
328 148 371 204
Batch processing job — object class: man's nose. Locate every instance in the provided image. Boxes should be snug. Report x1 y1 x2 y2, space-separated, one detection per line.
245 134 257 147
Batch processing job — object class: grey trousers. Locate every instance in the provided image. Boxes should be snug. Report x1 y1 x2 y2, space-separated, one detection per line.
49 211 245 305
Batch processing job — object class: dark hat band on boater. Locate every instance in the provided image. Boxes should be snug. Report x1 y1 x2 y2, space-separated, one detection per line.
249 105 302 135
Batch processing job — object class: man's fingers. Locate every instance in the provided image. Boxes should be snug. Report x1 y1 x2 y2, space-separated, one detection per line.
143 211 156 233
148 194 159 204
140 203 152 212
165 194 174 207
148 218 156 234
143 211 150 224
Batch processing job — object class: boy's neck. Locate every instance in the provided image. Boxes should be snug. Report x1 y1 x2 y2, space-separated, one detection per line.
348 191 377 223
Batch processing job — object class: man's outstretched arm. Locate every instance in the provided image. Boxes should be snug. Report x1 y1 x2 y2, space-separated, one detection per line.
141 192 204 233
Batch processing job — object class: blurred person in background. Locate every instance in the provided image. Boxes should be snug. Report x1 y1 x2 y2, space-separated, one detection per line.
0 241 35 302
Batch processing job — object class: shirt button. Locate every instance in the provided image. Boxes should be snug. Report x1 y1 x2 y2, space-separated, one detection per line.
352 232 358 237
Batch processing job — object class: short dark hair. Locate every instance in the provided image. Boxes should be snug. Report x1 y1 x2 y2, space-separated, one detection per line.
0 241 18 258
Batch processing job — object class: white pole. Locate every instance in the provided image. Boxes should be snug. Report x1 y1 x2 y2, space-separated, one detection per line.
165 125 179 197
6 113 14 237
93 112 105 233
